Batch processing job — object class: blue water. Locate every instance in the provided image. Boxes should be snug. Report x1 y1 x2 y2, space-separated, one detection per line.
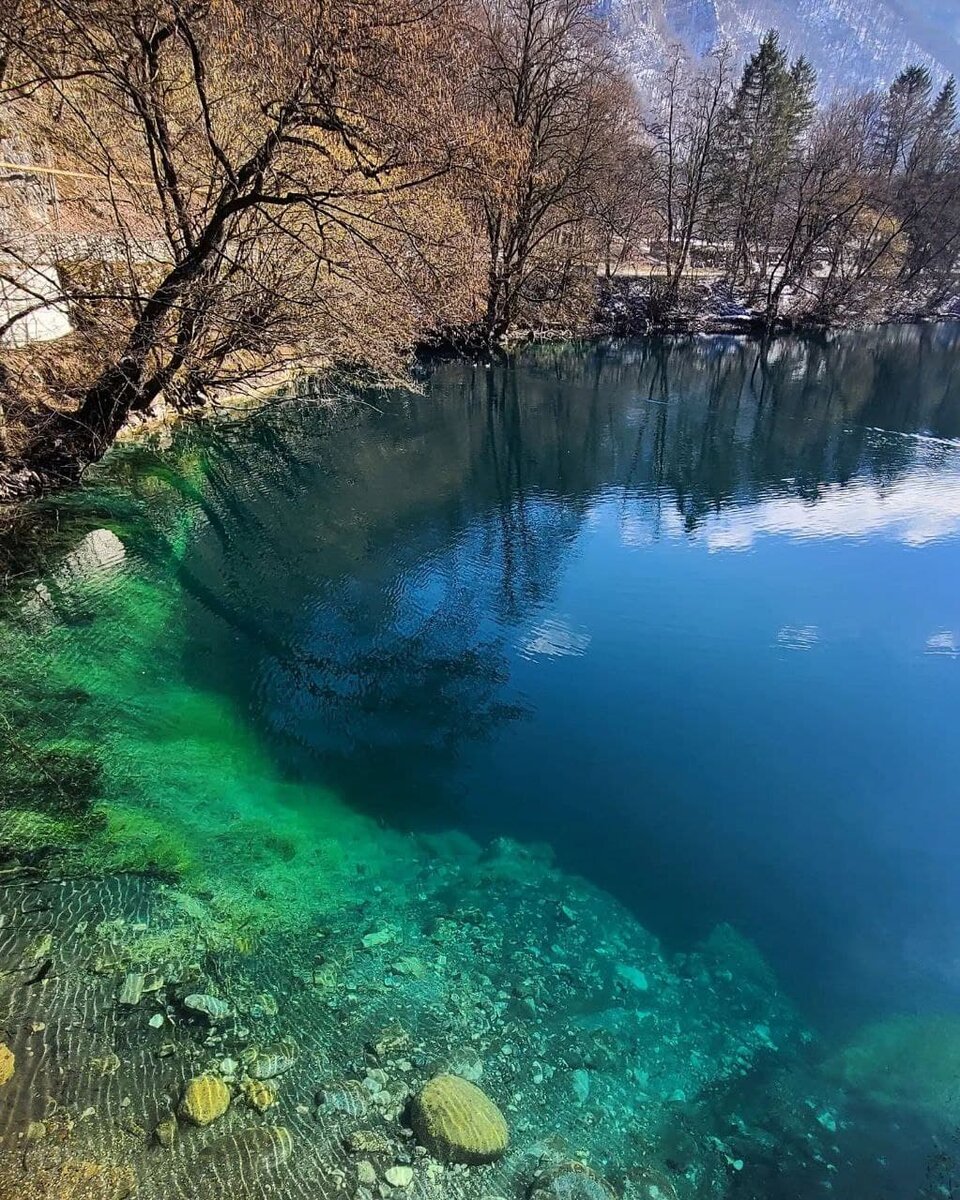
178 325 960 1030
5 324 960 1199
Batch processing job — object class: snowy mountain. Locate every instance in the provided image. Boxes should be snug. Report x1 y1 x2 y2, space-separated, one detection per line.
611 0 960 94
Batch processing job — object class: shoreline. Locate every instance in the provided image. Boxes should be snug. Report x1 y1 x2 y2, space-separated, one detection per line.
2 312 958 512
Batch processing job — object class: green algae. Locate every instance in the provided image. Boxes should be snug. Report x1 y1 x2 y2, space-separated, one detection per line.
826 1014 960 1125
0 433 413 956
92 804 197 879
0 388 950 1200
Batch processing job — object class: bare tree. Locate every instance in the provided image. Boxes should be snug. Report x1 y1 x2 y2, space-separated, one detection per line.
0 0 475 499
466 0 633 341
652 44 730 297
589 107 658 279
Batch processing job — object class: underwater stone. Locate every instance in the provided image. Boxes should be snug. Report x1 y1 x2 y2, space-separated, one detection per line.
362 928 397 949
243 1079 277 1112
179 1074 230 1126
155 1117 177 1148
627 1166 679 1200
148 1013 164 1029
445 1045 484 1082
357 1161 378 1186
248 1036 298 1079
346 1130 393 1155
182 993 232 1021
118 973 145 1006
368 1025 411 1060
571 1069 591 1104
320 1079 370 1116
410 1074 508 1164
390 956 428 979
198 1125 294 1178
530 1162 618 1200
249 991 279 1018
385 1166 414 1188
615 965 649 991
0 1044 14 1085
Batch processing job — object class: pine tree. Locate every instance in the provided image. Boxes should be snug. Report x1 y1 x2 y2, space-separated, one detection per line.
908 76 958 176
877 65 933 176
713 31 818 293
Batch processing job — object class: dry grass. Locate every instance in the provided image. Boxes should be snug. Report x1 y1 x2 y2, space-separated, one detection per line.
0 333 104 459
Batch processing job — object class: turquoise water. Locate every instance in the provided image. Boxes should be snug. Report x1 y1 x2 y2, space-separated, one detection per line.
3 325 960 1198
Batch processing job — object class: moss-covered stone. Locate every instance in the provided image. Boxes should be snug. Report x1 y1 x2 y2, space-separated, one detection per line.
410 1074 508 1164
0 1044 14 1086
243 1079 276 1112
178 1074 230 1126
530 1163 618 1200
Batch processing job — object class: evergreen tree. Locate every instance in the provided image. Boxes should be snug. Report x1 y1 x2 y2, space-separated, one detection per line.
713 30 818 292
877 65 933 176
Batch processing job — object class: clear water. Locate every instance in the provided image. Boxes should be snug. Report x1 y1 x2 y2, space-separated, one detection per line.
3 325 960 1198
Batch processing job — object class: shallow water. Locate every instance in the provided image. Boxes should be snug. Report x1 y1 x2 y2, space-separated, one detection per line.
2 326 960 1199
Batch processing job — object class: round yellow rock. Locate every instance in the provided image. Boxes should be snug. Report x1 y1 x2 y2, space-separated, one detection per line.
179 1074 230 1126
410 1074 508 1164
0 1043 14 1086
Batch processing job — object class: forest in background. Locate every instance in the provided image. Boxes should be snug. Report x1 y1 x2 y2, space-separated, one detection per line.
0 0 958 499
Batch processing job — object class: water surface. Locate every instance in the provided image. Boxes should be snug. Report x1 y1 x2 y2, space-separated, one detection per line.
3 324 960 1199
181 326 960 1026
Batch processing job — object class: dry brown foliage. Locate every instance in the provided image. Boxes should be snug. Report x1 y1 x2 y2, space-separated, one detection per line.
0 0 482 495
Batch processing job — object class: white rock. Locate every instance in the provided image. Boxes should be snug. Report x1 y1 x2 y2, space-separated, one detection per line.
385 1166 413 1188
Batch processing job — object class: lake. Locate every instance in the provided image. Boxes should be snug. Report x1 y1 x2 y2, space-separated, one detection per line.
2 325 959 1199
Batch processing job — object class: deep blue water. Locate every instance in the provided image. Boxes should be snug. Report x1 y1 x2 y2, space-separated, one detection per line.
178 325 960 1031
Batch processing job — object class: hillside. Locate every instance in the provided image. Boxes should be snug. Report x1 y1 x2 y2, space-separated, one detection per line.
612 0 960 93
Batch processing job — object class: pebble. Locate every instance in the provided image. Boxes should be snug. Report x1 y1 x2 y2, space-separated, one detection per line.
148 1014 164 1029
357 1162 378 1186
155 1117 176 1149
385 1166 414 1188
183 993 232 1021
118 973 145 1006
362 929 396 949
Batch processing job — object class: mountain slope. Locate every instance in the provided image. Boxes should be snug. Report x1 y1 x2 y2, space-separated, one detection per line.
612 0 960 94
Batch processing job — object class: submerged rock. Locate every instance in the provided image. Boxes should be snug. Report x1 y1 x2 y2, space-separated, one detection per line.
357 1160 378 1186
530 1162 618 1200
570 1069 591 1104
825 1013 960 1123
345 1129 392 1155
243 1079 277 1112
625 1166 679 1200
410 1074 508 1164
248 1037 298 1079
197 1125 293 1178
319 1079 370 1116
385 1165 414 1188
179 1074 230 1126
117 973 144 1006
0 1043 14 1086
155 1116 177 1149
368 1025 410 1060
445 1045 484 1082
182 993 232 1021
